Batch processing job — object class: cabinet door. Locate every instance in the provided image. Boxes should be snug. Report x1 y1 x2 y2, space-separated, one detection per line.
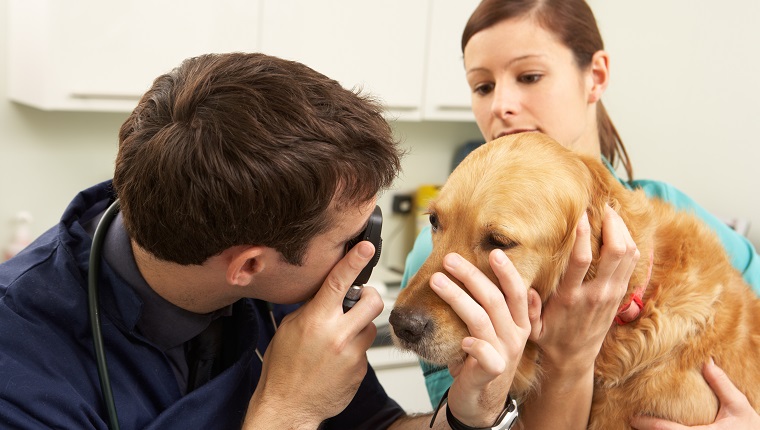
423 0 480 121
8 0 261 111
260 0 430 120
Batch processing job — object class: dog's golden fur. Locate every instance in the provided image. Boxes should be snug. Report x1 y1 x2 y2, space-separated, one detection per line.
391 133 760 428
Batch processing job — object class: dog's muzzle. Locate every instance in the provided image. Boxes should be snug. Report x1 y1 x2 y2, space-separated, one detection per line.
389 307 433 345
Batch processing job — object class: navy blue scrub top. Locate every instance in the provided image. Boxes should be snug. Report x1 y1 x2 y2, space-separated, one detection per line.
0 181 405 429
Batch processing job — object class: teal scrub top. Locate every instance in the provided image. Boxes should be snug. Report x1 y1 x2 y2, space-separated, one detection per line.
400 160 760 408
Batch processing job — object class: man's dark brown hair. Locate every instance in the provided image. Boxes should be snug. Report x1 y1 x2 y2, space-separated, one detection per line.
114 53 402 265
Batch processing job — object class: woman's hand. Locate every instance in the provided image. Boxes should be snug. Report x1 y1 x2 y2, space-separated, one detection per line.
631 360 760 430
530 205 638 372
243 241 383 429
428 249 531 428
519 205 639 430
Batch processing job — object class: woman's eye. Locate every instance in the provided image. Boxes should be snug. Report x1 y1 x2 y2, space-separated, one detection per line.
473 83 494 96
518 73 542 84
428 213 440 232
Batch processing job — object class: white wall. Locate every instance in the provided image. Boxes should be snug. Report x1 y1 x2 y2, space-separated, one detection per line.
0 0 126 255
0 0 483 266
588 0 760 247
1 0 759 267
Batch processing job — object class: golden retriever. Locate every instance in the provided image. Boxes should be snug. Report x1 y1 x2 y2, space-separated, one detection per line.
390 132 760 429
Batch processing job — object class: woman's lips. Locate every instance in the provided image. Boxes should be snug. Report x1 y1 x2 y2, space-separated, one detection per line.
494 129 537 139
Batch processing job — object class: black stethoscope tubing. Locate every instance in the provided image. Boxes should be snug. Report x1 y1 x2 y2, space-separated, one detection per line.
88 199 277 430
88 198 122 430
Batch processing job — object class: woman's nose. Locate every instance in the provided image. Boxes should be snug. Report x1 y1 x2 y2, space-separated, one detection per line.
491 83 520 119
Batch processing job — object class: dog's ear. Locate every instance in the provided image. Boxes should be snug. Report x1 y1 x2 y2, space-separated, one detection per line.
545 153 604 295
576 155 622 282
550 201 584 292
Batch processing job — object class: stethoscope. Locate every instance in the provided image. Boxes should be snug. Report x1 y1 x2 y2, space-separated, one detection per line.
88 199 122 430
88 199 276 430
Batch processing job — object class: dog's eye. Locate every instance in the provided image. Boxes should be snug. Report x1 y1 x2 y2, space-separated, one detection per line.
485 234 517 250
428 213 439 232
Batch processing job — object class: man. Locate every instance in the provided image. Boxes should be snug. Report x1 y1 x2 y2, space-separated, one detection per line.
0 53 525 429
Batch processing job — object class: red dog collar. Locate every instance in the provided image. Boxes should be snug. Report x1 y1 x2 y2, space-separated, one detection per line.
614 249 654 325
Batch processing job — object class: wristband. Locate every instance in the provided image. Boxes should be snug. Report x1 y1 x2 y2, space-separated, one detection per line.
429 388 518 430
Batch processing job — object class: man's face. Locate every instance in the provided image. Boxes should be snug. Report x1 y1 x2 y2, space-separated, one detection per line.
250 197 379 304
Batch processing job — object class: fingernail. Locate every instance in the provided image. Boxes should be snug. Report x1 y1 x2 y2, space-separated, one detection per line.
462 337 475 348
446 253 462 268
493 249 507 265
430 273 448 290
357 242 374 258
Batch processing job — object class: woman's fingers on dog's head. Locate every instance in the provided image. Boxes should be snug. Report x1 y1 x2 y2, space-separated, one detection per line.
596 205 638 283
527 289 543 340
460 337 507 381
432 253 504 340
441 252 521 325
434 251 530 349
489 249 530 330
564 211 592 287
429 271 491 338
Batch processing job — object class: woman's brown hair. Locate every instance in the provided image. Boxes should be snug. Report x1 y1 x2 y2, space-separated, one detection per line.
462 0 633 180
114 53 402 265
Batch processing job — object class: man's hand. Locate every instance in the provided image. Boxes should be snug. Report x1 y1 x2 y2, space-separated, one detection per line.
243 241 383 429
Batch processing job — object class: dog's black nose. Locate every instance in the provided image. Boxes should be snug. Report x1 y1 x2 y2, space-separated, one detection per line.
389 307 431 344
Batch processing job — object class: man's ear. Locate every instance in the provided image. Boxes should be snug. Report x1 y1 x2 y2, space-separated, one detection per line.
225 246 267 287
587 50 610 104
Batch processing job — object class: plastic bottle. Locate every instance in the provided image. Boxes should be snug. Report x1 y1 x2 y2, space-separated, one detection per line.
414 185 440 236
3 211 33 261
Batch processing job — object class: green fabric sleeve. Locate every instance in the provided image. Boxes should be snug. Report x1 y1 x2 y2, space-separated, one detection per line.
631 179 760 293
400 226 452 406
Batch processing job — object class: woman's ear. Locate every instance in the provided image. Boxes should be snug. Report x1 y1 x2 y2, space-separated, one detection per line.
225 246 267 287
587 50 610 104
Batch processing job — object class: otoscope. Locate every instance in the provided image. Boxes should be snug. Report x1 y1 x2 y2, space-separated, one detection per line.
342 206 383 312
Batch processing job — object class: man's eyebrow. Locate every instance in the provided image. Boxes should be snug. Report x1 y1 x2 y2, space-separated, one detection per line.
345 218 370 243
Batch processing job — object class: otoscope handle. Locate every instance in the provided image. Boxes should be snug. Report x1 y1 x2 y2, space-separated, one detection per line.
342 285 363 313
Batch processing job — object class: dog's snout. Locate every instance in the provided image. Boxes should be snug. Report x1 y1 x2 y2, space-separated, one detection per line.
389 307 432 344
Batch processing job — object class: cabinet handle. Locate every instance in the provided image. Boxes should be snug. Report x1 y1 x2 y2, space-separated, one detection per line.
384 105 419 112
433 105 471 111
69 93 142 101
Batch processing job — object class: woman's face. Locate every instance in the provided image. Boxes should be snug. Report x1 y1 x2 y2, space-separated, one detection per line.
463 17 607 158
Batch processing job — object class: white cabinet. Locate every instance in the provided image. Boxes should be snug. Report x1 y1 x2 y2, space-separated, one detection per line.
7 0 261 112
7 0 478 122
367 345 431 414
259 0 430 121
422 0 481 121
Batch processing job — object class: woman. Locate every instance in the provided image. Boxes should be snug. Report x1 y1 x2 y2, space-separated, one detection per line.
401 0 760 428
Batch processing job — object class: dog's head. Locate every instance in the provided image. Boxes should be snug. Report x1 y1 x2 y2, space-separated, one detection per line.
390 133 622 374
